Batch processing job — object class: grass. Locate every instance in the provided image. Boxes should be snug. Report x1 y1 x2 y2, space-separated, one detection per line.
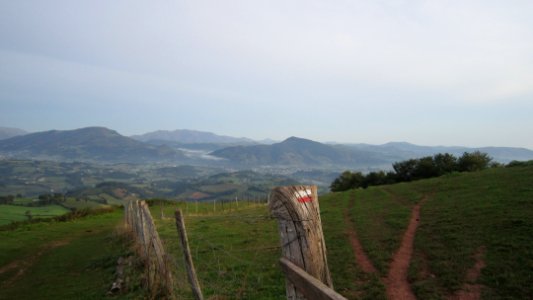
0 209 144 300
0 204 70 225
152 165 533 299
319 192 385 299
330 166 533 299
406 167 533 299
2 165 531 299
152 201 285 299
319 184 421 299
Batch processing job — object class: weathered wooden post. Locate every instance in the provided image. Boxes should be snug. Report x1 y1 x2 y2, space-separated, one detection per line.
269 185 334 299
175 209 204 300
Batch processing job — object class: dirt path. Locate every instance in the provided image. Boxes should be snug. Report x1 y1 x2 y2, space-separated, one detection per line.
384 197 427 300
344 195 378 274
0 239 70 287
448 246 486 300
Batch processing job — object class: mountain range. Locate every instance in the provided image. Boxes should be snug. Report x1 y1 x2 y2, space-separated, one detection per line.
0 127 185 163
1 126 532 169
211 136 391 169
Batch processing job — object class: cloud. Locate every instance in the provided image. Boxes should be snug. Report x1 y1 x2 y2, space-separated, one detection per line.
1 0 532 147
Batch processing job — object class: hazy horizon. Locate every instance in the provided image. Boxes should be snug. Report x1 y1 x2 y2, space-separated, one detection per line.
1 1 532 148
2 124 533 150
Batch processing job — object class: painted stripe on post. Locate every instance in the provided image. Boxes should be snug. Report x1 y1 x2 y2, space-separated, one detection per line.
295 189 313 203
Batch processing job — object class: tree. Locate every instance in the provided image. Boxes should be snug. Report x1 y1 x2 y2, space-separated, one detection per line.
0 195 15 205
433 153 458 175
457 151 492 172
362 171 387 188
412 156 439 179
393 159 418 182
330 171 364 192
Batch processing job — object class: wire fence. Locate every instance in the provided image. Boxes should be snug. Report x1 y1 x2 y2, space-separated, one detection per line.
152 200 287 299
124 200 174 299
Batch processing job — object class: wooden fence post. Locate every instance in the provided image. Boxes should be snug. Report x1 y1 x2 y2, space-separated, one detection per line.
269 185 333 299
175 209 204 300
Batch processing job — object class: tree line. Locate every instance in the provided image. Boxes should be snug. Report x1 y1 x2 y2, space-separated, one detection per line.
330 151 498 192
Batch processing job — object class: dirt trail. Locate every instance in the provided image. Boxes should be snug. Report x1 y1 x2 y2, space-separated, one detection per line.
0 239 70 287
448 246 486 300
384 197 427 300
344 195 378 274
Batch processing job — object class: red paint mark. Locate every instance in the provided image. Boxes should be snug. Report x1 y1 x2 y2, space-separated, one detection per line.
294 189 313 203
297 196 313 203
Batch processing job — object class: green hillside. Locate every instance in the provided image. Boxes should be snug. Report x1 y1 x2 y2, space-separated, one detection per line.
1 165 531 299
154 165 533 299
0 209 142 300
318 165 533 299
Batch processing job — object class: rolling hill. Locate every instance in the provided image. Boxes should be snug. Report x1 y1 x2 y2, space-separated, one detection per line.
151 164 533 299
212 137 533 170
131 129 256 145
0 127 187 163
345 141 533 163
211 136 405 169
0 127 28 140
1 162 532 299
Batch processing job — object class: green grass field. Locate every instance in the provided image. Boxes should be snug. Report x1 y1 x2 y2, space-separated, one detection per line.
151 201 283 299
153 165 533 299
0 209 143 300
1 165 532 299
0 204 70 226
324 165 533 299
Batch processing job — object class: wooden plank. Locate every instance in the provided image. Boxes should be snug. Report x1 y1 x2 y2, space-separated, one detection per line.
280 258 347 300
175 209 204 300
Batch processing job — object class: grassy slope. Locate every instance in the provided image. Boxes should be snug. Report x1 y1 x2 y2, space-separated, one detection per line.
154 202 284 299
406 166 533 299
3 165 528 299
327 165 533 299
0 210 140 300
153 166 533 299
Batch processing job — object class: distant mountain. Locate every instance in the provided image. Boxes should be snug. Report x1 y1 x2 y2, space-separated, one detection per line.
0 127 187 163
131 129 256 145
345 142 533 163
0 127 28 140
211 136 390 169
211 137 533 170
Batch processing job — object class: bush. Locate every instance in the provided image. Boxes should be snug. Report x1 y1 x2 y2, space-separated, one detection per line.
457 151 492 172
331 151 496 192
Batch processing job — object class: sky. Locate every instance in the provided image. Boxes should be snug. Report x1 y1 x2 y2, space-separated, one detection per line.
1 0 532 148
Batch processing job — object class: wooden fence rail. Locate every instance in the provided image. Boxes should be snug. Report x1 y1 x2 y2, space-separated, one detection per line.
124 200 174 299
280 258 347 300
269 186 347 300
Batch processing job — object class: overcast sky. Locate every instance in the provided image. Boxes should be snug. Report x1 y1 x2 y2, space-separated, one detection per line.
1 0 532 148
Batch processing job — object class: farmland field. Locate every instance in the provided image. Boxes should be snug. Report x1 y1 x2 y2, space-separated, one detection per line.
0 204 69 226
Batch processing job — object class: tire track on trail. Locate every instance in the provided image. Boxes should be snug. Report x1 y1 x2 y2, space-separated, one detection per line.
0 239 71 288
384 197 427 300
344 194 378 274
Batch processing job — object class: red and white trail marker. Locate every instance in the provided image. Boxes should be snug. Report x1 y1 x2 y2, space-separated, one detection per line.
294 189 313 203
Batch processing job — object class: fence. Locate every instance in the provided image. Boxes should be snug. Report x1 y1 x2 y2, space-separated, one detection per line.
124 200 174 299
126 187 347 300
269 185 347 300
